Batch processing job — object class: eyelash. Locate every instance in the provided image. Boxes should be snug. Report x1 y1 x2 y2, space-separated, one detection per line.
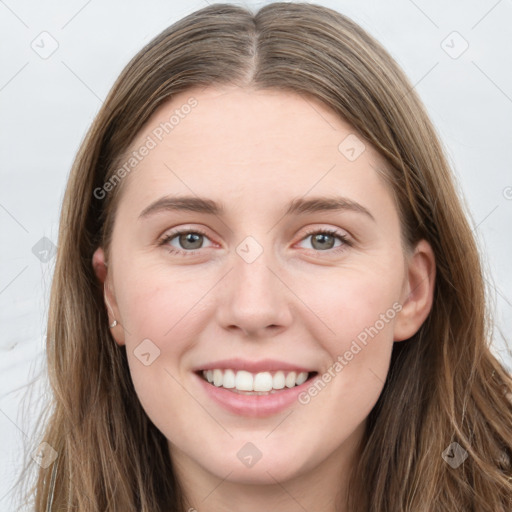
158 227 352 257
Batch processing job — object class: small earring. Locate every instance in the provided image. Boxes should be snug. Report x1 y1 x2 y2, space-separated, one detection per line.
109 320 118 328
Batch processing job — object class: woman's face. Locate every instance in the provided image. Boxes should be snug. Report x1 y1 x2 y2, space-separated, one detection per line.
94 85 434 490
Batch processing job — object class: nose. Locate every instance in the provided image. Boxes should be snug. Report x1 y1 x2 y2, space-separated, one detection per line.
216 243 293 338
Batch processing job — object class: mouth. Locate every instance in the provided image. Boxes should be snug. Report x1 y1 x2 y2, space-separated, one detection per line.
195 369 319 395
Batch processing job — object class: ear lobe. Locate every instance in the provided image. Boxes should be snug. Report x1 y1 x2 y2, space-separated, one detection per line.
92 247 108 284
92 247 125 346
393 239 436 342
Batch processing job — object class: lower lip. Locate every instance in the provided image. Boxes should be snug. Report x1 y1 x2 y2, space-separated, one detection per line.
194 372 317 417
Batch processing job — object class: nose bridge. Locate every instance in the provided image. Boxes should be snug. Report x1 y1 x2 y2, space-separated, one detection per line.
234 240 274 298
216 234 292 336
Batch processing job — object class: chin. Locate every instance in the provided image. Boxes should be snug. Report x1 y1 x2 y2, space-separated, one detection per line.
200 449 307 485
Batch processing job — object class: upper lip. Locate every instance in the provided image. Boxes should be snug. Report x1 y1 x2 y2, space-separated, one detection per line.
193 358 315 374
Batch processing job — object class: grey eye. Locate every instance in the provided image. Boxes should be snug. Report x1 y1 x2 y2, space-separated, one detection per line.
309 233 337 250
176 232 205 250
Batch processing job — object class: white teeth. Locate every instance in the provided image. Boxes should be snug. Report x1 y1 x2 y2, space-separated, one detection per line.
213 369 223 387
295 372 308 385
253 372 273 392
273 371 285 389
285 371 296 388
201 369 310 392
222 369 235 388
235 370 253 391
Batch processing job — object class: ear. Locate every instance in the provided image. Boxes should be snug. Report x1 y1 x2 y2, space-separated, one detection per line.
92 247 125 346
393 239 436 342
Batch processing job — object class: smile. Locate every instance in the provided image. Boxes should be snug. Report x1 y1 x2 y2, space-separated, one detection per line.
200 369 314 394
194 365 319 416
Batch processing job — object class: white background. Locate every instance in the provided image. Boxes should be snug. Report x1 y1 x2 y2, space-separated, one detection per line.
1 0 511 509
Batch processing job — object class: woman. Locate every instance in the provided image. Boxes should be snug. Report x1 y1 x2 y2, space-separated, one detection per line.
20 2 512 510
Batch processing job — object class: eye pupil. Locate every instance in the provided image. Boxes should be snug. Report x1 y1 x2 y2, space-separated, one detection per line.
311 233 335 250
180 233 202 249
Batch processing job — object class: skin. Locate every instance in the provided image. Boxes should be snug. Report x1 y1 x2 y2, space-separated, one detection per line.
93 85 435 512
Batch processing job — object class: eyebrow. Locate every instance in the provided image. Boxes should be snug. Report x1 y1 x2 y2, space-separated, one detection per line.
138 195 375 222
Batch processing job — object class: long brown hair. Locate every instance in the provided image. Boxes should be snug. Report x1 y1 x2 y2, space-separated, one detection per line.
17 2 512 510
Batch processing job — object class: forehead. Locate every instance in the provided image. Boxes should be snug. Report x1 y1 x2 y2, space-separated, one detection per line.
115 85 394 218
129 85 382 160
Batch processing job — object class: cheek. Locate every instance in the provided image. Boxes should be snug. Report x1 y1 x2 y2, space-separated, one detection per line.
114 266 222 418
299 268 401 407
126 355 200 450
116 264 212 347
117 269 205 437
306 263 402 348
